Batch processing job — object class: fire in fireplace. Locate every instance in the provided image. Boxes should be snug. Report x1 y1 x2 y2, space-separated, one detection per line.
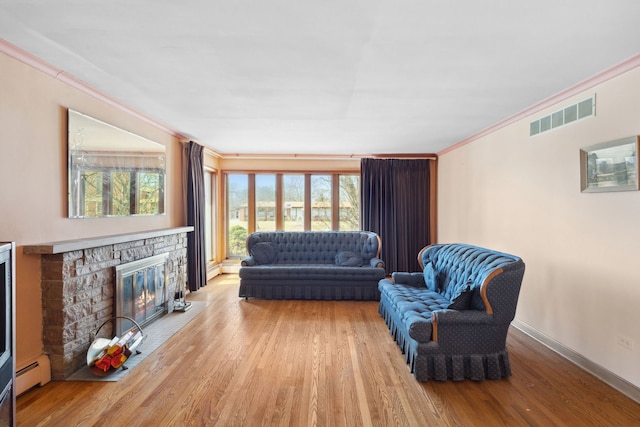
115 253 169 336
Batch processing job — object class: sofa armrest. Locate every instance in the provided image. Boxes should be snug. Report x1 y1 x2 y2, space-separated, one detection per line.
369 257 385 269
391 272 425 288
241 256 257 267
431 310 499 351
433 309 494 325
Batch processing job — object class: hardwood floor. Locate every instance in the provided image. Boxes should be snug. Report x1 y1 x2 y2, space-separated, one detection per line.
17 274 640 426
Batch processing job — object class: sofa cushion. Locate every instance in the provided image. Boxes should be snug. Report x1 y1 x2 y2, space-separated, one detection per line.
378 282 450 343
335 250 362 267
423 262 438 291
251 242 276 265
448 284 473 310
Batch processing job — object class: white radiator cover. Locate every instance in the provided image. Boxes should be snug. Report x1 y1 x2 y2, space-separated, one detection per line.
16 354 51 395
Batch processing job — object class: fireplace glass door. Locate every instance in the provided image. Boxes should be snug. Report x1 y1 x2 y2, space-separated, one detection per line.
116 253 168 336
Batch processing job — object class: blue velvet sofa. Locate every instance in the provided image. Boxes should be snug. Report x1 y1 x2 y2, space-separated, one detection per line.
239 231 386 300
378 243 525 381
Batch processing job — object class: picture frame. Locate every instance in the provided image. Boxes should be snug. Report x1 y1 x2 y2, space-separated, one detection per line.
580 136 638 192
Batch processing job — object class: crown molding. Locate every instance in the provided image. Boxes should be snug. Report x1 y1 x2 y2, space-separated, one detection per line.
8 35 632 160
1 38 426 161
439 53 640 156
0 37 187 140
216 152 436 160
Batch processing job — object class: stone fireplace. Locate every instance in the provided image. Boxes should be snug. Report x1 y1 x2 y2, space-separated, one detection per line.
24 227 192 380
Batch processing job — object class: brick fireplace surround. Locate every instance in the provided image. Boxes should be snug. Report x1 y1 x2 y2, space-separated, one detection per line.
24 227 193 380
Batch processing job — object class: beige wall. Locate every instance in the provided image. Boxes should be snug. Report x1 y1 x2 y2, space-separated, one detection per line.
438 66 640 387
0 52 185 369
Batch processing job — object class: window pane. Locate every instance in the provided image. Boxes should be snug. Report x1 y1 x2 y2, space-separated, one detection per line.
82 171 102 217
111 171 131 215
339 175 360 230
255 174 276 231
311 175 331 231
283 175 305 231
138 172 161 215
227 174 248 258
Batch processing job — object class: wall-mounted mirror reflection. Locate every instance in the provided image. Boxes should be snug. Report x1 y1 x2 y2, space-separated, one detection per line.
68 109 166 218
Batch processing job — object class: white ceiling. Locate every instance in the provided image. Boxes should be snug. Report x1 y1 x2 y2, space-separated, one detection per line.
1 1 639 155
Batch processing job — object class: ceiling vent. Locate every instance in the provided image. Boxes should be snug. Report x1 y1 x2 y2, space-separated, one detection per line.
530 95 596 136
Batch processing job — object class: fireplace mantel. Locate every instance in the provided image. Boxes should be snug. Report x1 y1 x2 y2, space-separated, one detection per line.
23 227 193 255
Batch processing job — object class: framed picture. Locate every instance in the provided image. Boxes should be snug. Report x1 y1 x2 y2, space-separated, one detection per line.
580 136 638 192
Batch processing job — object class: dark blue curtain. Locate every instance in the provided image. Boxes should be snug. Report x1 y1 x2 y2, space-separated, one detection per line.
186 141 207 291
361 158 431 274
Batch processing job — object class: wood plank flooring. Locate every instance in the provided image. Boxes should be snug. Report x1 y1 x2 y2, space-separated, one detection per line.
17 274 640 426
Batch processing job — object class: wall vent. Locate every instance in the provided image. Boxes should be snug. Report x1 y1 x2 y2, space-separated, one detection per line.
530 94 596 136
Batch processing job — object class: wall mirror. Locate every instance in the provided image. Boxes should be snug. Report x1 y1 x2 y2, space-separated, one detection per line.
68 109 166 218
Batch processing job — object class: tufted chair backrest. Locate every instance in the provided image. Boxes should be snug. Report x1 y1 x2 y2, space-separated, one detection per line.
246 231 381 265
420 244 525 314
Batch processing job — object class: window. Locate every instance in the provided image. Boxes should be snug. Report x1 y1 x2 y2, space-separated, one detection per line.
255 174 276 231
227 174 249 258
282 174 305 231
311 175 331 231
204 170 217 263
224 172 360 259
339 175 360 230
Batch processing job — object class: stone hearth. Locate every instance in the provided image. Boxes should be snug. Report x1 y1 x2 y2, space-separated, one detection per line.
24 227 192 380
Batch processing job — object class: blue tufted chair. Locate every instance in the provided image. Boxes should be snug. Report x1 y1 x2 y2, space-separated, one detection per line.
378 243 525 381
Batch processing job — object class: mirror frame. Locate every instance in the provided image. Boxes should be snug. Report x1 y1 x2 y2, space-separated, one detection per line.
67 109 167 218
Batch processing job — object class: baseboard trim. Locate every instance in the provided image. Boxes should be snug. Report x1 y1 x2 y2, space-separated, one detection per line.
512 320 640 404
16 354 52 396
221 261 240 274
207 264 222 280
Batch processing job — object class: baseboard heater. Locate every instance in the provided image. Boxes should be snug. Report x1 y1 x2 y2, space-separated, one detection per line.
16 354 52 396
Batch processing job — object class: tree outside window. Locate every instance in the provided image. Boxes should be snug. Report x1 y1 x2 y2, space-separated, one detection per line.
311 175 331 231
227 174 248 257
255 174 276 231
283 175 304 231
339 175 360 230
